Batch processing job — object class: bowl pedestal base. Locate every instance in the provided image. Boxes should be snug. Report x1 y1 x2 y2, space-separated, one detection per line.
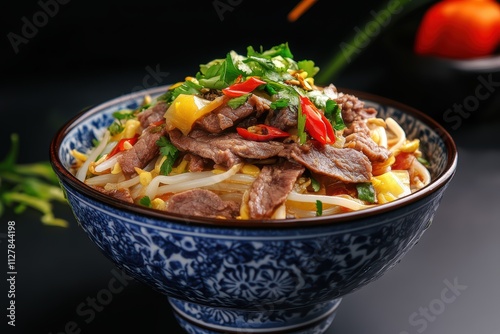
169 297 342 334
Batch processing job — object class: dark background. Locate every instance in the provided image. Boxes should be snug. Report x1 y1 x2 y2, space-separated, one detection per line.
2 0 500 333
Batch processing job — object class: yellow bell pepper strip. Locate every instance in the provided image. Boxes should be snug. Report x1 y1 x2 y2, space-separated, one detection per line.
299 96 335 145
236 124 291 141
164 94 226 135
414 0 500 59
222 76 267 97
372 170 411 204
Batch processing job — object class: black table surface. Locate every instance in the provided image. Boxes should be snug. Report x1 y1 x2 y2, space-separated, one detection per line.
2 1 500 333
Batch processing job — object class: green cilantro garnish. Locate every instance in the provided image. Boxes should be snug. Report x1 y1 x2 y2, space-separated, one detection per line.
156 136 179 175
297 60 319 78
227 94 250 109
112 109 135 120
157 80 202 104
325 100 345 131
247 43 294 59
197 52 241 90
270 98 289 110
107 109 136 136
356 182 376 203
417 156 431 167
139 196 152 207
297 104 307 144
310 177 321 192
108 122 124 136
315 200 323 216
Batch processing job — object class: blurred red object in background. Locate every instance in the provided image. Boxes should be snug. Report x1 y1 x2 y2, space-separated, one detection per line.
414 0 500 59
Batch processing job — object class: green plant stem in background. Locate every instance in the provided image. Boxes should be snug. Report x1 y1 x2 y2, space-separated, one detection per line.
0 133 68 227
316 0 432 84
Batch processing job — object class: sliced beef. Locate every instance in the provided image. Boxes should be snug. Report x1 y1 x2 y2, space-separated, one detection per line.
183 153 212 172
168 129 285 167
279 142 372 183
344 132 391 163
90 185 134 203
266 105 298 131
196 95 271 134
343 120 391 163
335 92 377 125
247 160 305 219
118 124 167 177
247 94 272 114
137 101 167 128
235 116 259 129
342 119 371 136
196 102 254 134
165 189 240 219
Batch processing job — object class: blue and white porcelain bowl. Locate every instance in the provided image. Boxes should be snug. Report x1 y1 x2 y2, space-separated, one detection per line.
50 85 457 334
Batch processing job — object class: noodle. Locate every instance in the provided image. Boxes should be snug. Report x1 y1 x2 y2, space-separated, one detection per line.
385 117 406 153
76 130 110 182
411 158 431 190
154 164 243 197
287 192 375 211
94 152 122 173
84 173 121 186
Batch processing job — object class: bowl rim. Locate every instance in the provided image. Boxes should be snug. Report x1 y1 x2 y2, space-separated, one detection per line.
49 85 458 228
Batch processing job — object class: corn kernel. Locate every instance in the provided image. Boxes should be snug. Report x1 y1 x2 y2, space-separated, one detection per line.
111 163 122 174
122 141 134 151
151 198 166 210
137 170 152 186
142 94 151 106
88 164 97 174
